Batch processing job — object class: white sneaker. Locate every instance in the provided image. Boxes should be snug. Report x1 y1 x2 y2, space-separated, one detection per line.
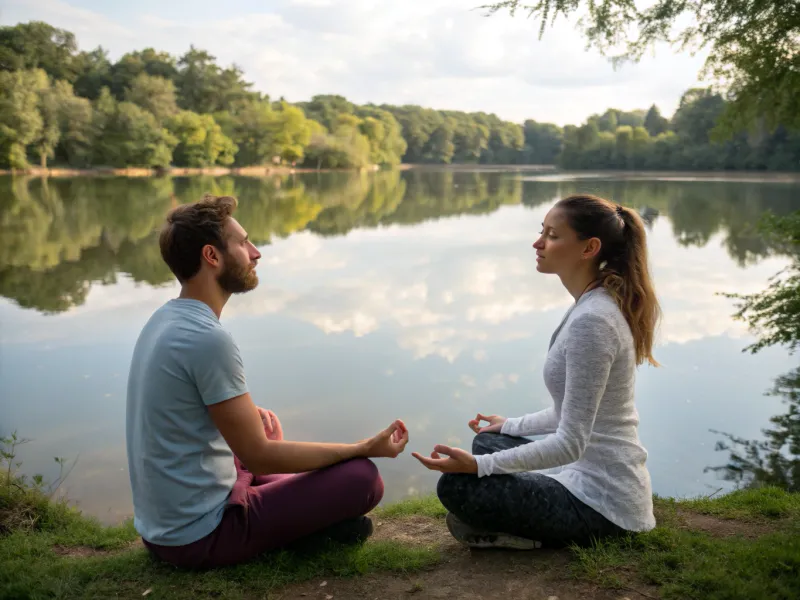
446 513 542 550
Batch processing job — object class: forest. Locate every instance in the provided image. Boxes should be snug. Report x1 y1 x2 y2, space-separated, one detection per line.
1 21 799 172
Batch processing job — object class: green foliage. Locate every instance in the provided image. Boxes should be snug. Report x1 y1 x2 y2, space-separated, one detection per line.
356 106 407 166
483 1 800 137
2 19 799 171
644 104 669 137
176 46 254 115
559 89 800 171
522 120 562 163
269 102 313 164
72 47 112 100
0 69 46 168
299 94 356 131
724 212 800 354
55 85 93 167
123 73 179 123
0 21 79 82
93 100 177 168
168 111 237 167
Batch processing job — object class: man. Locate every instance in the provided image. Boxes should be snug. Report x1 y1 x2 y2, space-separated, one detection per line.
126 194 409 569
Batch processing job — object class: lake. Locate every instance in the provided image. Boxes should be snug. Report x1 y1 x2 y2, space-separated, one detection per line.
1 169 799 525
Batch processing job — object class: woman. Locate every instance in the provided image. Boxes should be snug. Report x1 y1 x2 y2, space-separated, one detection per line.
413 194 660 549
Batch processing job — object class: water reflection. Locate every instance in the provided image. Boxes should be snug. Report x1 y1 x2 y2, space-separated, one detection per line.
1 170 799 523
707 367 800 492
2 172 799 314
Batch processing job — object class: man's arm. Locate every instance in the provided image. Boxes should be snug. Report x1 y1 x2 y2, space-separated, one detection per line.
208 392 408 475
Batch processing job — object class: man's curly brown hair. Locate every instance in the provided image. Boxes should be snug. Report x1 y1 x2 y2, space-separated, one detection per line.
159 194 238 283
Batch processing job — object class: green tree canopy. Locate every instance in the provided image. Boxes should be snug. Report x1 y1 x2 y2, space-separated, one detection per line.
123 73 179 123
483 0 800 136
0 69 46 168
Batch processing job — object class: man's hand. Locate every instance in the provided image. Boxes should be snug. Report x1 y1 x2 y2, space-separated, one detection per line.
412 445 478 474
256 407 283 441
468 413 506 434
360 419 409 458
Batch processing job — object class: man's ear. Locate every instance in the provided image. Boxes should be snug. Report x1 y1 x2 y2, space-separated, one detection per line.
583 237 602 261
201 244 222 268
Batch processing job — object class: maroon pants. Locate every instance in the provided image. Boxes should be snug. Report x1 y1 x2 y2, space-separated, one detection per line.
143 457 384 569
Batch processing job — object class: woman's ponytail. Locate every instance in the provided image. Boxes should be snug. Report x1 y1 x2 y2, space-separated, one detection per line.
557 195 662 366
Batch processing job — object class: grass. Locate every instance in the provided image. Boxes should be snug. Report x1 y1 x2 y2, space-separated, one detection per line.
3 447 800 600
571 487 800 600
0 475 441 600
373 493 447 520
675 485 800 520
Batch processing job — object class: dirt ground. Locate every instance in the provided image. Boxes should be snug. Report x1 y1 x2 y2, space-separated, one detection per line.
271 516 650 600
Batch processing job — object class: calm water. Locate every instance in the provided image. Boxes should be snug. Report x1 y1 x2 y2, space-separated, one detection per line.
1 170 799 524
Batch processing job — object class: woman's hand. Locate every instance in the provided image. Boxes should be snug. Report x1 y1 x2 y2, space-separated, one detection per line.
257 407 284 441
468 413 507 434
412 445 478 474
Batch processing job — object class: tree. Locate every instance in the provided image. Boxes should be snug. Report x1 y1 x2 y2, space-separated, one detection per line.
267 102 313 164
109 48 177 99
644 105 669 137
93 97 177 168
223 99 275 166
73 47 112 100
0 21 79 82
0 69 45 168
725 212 800 354
483 1 800 135
33 78 68 168
300 95 355 131
174 47 253 114
167 111 237 167
56 88 93 167
124 73 178 123
614 125 634 169
672 88 726 145
425 121 455 164
356 107 407 166
330 113 371 167
522 120 562 164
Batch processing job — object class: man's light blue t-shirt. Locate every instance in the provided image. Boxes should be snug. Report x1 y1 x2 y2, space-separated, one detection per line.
126 298 247 546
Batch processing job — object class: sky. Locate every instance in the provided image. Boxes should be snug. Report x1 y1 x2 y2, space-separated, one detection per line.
2 0 710 129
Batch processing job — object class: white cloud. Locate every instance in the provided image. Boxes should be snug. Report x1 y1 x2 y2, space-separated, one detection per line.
2 0 711 125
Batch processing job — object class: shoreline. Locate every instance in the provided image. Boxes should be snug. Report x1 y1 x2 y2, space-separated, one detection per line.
0 164 395 178
3 163 800 182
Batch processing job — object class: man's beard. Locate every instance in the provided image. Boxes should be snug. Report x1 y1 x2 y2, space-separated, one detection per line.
217 254 258 294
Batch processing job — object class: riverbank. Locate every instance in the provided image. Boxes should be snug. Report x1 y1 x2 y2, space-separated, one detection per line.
1 473 798 599
0 164 395 178
5 163 800 184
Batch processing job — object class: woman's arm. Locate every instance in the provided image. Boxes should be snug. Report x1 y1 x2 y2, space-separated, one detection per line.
474 313 618 477
501 407 559 437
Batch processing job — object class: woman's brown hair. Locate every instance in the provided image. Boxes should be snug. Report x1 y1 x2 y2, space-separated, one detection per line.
556 194 661 366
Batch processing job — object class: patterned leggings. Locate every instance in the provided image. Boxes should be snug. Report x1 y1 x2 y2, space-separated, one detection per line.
437 432 626 547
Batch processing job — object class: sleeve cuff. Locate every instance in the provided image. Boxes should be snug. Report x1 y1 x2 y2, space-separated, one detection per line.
474 454 493 478
500 417 522 436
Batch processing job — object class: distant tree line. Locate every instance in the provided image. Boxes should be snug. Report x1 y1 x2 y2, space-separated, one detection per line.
1 21 798 172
